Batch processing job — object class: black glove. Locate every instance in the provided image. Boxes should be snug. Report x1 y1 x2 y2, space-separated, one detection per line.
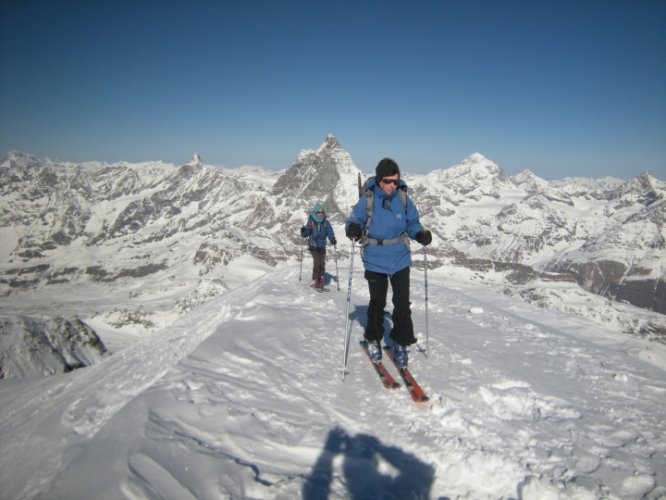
300 226 307 238
346 223 362 241
331 238 337 246
415 230 432 246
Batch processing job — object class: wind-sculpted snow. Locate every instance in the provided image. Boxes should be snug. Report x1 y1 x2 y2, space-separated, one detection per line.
1 262 664 498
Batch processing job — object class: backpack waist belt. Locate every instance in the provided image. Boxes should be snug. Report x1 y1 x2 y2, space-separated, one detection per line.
363 233 409 246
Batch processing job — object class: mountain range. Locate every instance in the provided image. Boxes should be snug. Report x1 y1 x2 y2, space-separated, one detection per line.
0 134 664 376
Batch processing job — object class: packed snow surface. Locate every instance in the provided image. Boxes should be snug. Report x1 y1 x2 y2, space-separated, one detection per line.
1 256 665 499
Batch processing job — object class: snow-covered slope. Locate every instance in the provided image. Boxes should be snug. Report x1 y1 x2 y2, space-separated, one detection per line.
0 259 664 498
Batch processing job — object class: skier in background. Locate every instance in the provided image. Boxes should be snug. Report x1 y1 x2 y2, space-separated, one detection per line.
301 202 337 287
345 158 432 367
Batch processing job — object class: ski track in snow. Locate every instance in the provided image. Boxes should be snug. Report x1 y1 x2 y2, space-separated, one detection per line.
1 263 665 499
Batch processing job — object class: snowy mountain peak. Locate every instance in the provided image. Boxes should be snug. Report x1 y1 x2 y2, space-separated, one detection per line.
319 133 342 152
635 171 661 190
187 153 203 167
513 168 538 181
434 153 506 187
272 135 360 221
0 149 41 169
466 152 490 163
611 171 664 204
512 169 549 192
461 152 503 174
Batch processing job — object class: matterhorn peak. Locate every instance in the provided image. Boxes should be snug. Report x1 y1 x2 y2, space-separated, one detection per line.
319 133 341 152
272 134 360 219
187 153 203 167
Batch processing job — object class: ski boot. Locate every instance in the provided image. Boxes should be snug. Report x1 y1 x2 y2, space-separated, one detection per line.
366 339 382 362
393 343 408 367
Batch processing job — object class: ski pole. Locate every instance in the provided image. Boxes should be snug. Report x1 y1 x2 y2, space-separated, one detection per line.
342 240 356 380
299 239 305 282
333 244 340 291
423 245 430 353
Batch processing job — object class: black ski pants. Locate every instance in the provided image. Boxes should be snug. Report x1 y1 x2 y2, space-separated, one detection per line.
309 248 326 281
363 266 416 347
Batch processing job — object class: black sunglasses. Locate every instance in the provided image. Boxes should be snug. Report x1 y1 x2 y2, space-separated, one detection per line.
381 178 399 186
316 211 324 214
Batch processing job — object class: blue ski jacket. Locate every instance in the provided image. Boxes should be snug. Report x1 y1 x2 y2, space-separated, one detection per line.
301 205 336 250
346 178 423 275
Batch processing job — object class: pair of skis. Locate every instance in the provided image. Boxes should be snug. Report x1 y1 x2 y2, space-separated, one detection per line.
310 284 330 293
359 341 429 404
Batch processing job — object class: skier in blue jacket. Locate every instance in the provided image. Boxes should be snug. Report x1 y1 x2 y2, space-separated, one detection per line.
301 203 337 286
345 158 432 367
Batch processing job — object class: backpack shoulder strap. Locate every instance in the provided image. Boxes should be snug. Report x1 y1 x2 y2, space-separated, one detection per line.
397 188 407 212
363 188 374 238
363 187 408 232
364 188 374 216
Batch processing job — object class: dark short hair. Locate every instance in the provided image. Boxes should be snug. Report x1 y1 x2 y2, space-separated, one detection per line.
375 158 400 180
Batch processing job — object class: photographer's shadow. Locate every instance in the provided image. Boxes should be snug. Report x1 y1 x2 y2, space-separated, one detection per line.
348 304 369 331
348 305 396 347
303 426 435 500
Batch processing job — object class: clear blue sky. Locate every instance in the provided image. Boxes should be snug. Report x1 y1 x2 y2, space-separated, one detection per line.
1 0 665 179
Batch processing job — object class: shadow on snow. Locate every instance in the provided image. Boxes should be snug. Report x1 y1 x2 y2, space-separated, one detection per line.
302 426 436 500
